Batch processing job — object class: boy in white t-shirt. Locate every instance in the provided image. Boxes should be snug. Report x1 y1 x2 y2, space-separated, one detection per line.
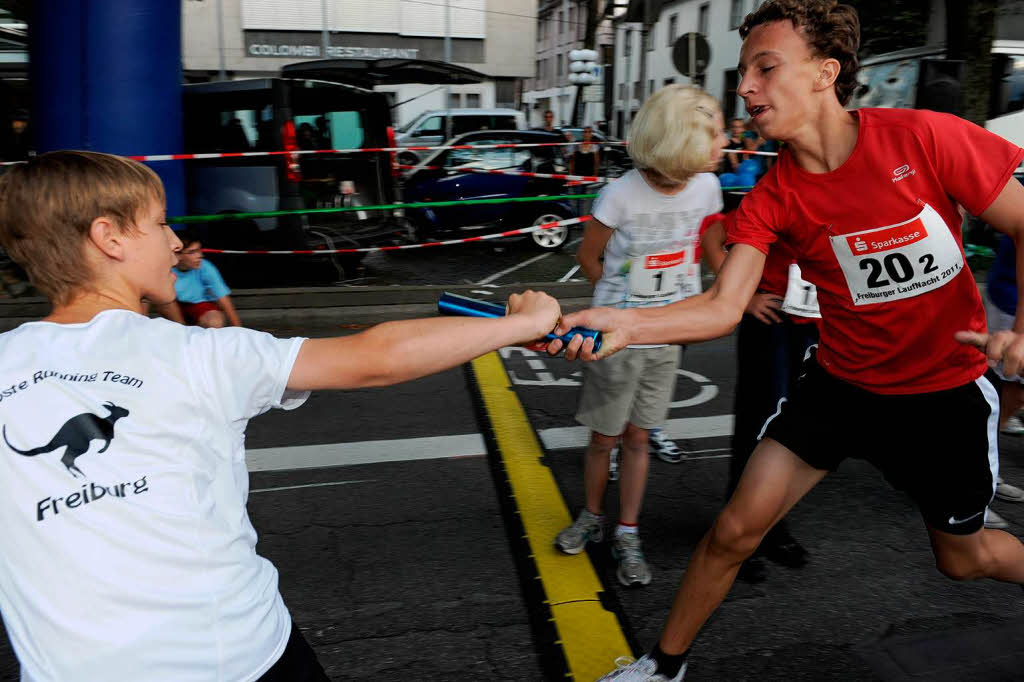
0 151 561 682
554 86 726 587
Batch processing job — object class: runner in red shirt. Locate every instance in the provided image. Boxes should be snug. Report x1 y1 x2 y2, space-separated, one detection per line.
549 2 1024 680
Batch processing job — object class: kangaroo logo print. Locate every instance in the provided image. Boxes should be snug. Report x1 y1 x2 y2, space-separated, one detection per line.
3 402 129 478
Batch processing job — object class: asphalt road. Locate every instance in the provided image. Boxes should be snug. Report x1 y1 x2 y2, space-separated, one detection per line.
1 313 1024 681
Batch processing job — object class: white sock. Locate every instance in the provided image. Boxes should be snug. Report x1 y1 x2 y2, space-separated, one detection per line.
616 523 638 537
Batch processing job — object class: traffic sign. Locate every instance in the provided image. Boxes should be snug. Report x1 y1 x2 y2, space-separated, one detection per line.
672 32 711 78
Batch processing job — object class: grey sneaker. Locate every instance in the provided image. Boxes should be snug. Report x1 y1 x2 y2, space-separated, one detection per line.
595 654 687 681
996 477 1024 502
609 446 620 482
556 510 605 554
649 430 683 464
612 532 652 586
985 508 1010 530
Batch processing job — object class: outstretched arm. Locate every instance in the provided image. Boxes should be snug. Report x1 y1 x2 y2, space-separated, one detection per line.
549 243 766 360
287 290 561 390
956 177 1024 374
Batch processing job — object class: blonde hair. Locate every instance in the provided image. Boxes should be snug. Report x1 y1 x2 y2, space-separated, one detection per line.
0 150 165 305
628 85 721 185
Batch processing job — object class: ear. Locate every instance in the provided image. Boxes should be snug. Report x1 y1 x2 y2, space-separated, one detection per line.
88 216 127 261
815 58 841 93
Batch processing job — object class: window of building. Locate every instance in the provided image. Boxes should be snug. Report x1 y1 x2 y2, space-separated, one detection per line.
647 25 655 51
466 93 481 108
648 79 654 96
730 0 744 29
668 14 677 46
536 59 542 80
557 53 564 79
698 3 710 35
633 81 642 99
558 10 564 34
664 77 676 86
538 17 545 41
624 28 631 57
448 93 461 109
618 83 626 101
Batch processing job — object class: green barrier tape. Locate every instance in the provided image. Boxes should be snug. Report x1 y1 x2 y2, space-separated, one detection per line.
168 193 600 224
721 185 754 191
965 244 996 259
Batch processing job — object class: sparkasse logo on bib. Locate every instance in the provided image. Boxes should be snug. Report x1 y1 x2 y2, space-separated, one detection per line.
892 164 916 183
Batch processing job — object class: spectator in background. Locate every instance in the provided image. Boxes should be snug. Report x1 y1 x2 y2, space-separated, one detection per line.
570 126 600 177
533 110 565 172
718 117 746 175
983 230 1024 529
0 109 31 162
156 228 242 328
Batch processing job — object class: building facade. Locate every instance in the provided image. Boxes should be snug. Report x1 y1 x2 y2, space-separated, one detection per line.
522 0 619 129
182 0 538 128
610 0 749 138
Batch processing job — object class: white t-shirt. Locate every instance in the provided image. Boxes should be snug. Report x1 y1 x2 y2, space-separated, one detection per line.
0 310 308 682
591 170 722 348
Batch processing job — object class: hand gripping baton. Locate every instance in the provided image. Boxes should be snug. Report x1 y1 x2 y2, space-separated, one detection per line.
437 292 602 353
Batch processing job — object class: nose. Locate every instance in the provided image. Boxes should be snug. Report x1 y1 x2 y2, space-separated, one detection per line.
167 227 183 252
737 71 756 100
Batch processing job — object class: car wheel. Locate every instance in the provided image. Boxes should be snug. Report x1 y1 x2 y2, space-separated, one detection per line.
529 211 571 251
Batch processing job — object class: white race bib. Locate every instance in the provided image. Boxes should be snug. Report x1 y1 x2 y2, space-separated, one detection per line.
828 204 964 306
781 263 821 318
627 250 699 303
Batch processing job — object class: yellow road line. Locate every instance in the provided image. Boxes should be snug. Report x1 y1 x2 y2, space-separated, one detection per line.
471 351 632 681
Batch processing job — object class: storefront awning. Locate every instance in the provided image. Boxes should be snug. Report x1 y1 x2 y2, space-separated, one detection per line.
281 58 490 88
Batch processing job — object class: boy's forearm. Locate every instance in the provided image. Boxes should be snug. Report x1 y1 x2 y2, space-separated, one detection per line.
290 314 545 391
630 293 742 345
217 296 242 327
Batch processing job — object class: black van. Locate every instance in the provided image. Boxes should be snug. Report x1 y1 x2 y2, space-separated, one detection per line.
182 78 403 285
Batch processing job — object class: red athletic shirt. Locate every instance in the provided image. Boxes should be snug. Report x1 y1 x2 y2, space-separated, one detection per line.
727 108 1024 394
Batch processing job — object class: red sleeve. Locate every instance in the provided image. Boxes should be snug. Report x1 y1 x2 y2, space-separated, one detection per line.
924 111 1024 217
724 181 782 255
695 212 726 261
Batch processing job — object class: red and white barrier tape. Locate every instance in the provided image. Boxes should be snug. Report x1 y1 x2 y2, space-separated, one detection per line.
395 163 611 183
0 142 776 167
201 214 590 254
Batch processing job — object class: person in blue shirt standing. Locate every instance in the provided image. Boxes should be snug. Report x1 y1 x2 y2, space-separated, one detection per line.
159 228 242 328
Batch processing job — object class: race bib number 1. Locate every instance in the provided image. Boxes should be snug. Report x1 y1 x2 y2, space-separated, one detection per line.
627 250 696 303
828 203 963 306
781 263 821 318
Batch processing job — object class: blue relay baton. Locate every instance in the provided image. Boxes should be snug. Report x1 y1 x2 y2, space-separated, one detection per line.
437 292 602 352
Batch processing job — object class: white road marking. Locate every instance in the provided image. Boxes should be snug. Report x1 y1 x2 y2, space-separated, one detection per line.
245 416 733 472
251 479 375 494
246 433 486 472
538 415 734 451
476 251 552 285
559 264 581 282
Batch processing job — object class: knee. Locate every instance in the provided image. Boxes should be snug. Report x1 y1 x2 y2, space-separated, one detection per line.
708 507 767 561
621 424 648 451
587 433 617 456
934 544 993 582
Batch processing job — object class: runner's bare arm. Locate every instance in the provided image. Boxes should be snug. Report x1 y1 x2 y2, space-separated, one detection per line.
955 177 1024 374
286 290 561 390
700 219 728 276
576 218 614 284
548 243 766 361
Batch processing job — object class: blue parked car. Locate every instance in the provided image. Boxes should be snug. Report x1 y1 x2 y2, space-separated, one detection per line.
401 129 578 251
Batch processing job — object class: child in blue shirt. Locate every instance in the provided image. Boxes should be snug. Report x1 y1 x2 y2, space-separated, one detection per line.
162 228 242 327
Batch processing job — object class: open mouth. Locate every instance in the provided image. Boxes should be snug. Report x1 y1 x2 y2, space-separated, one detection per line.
748 104 769 119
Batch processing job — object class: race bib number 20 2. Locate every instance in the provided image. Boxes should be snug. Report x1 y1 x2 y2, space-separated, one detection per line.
828 203 963 306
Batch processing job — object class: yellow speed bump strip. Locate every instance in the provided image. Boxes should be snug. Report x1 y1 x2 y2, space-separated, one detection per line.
470 351 633 681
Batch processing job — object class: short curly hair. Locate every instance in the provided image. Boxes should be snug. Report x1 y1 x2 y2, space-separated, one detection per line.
739 0 861 106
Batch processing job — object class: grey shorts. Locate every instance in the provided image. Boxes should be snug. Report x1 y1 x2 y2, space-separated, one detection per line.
575 345 682 436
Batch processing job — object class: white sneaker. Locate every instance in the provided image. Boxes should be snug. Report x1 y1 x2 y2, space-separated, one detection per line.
595 654 687 681
996 477 1024 503
609 446 620 482
985 509 1010 530
1001 416 1024 435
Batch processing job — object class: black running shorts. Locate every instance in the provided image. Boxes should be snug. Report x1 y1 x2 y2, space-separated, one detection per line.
761 349 1000 535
